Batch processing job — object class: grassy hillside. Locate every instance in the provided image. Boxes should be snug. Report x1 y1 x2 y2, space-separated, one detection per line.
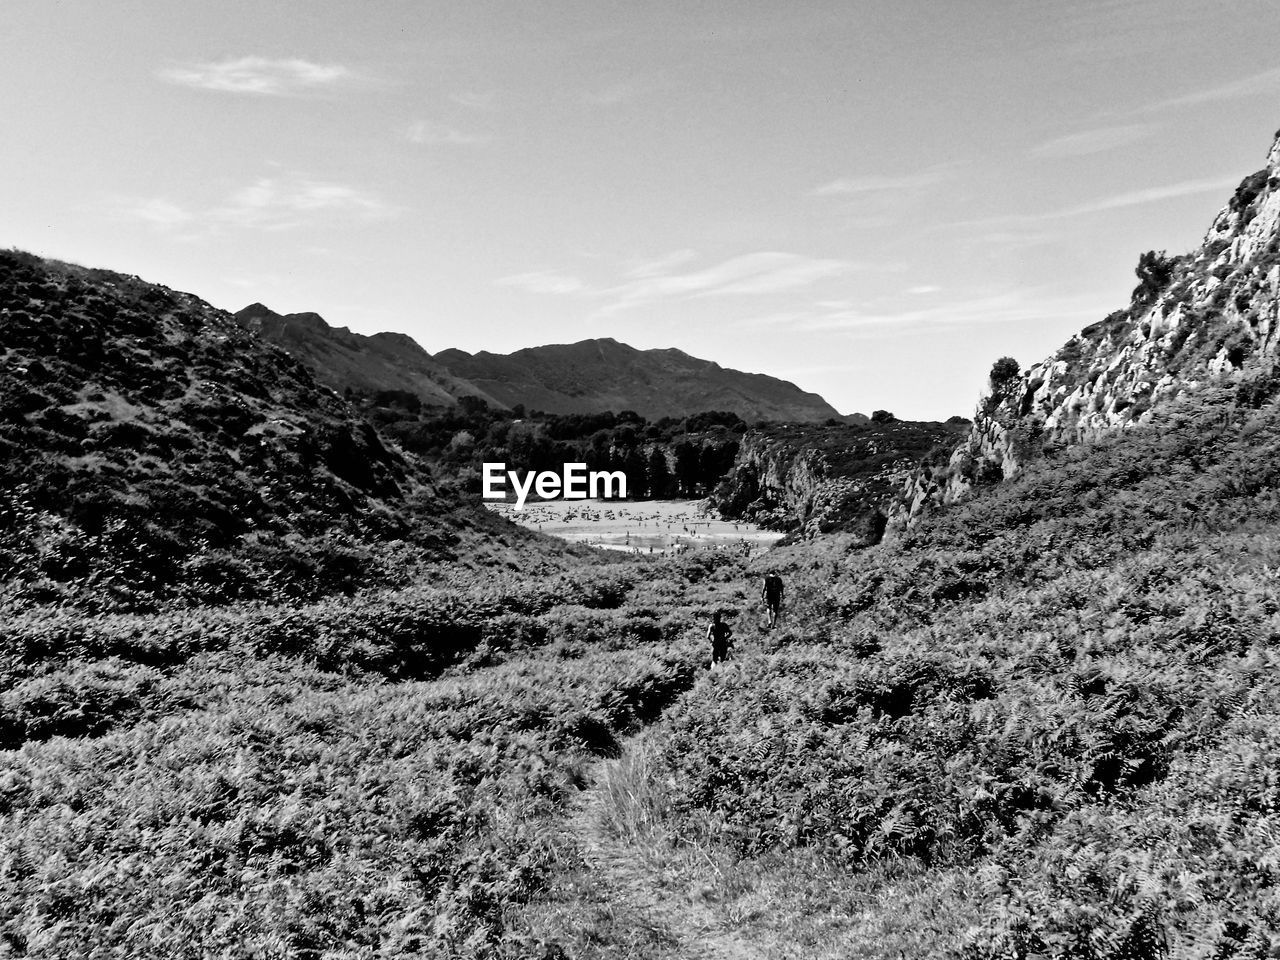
614 382 1280 957
0 249 563 612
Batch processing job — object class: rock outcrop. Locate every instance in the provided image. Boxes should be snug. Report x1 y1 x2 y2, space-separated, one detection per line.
896 128 1280 526
712 419 966 539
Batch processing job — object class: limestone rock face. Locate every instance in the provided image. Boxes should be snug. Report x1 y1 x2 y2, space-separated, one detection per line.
712 420 966 538
894 128 1280 527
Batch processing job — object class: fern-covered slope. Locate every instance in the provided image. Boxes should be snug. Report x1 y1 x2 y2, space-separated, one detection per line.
0 250 550 609
651 385 1280 956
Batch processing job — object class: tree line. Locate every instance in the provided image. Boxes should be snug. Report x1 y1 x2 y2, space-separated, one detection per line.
355 391 743 498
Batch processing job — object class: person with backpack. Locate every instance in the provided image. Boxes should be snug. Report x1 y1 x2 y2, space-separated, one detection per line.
707 610 733 666
761 572 784 630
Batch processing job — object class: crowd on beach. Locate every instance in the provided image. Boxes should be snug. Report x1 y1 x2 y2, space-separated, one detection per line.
486 499 780 557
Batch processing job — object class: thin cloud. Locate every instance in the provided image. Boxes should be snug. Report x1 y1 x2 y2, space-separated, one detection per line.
497 271 589 295
600 251 856 315
810 167 951 198
214 177 390 229
623 249 700 279
747 287 1102 337
1144 65 1280 112
451 91 498 110
405 120 489 146
119 198 193 228
116 173 393 233
935 173 1242 236
494 251 857 312
158 57 351 96
1031 123 1156 158
1054 174 1241 218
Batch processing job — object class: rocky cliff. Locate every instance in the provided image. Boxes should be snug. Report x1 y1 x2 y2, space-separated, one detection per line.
897 127 1280 525
711 418 966 540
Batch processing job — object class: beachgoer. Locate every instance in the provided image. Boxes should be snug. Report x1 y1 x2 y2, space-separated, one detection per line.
707 611 733 666
761 573 784 630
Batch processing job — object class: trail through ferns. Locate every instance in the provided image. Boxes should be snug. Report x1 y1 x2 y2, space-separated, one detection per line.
523 635 773 960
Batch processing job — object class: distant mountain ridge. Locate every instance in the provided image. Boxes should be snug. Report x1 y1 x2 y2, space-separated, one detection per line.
235 303 496 408
432 337 841 421
234 304 841 422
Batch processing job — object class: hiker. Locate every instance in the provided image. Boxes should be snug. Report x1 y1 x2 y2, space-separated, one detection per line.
707 611 733 666
761 572 784 629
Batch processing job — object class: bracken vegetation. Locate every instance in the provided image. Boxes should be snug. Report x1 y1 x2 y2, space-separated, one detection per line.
7 239 1280 958
0 556 751 958
634 384 1280 957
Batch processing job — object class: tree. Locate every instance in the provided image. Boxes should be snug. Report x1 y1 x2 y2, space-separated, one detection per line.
989 357 1020 389
698 441 739 491
646 447 672 498
457 395 489 417
1132 250 1175 304
871 410 896 423
674 440 700 495
621 447 647 500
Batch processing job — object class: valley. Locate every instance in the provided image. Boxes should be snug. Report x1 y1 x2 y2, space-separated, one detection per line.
6 120 1280 960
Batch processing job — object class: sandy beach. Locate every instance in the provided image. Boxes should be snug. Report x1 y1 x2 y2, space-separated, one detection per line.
483 498 784 556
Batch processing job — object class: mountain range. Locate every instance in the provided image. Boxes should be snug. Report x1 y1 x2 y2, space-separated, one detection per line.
234 302 841 422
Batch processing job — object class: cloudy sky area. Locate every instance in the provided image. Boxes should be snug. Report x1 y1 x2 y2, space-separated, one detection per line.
5 0 1280 418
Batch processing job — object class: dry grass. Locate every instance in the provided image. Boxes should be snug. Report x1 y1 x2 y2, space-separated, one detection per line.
597 738 677 845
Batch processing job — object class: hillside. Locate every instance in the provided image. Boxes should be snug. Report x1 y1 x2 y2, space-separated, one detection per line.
0 251 551 611
899 128 1280 523
237 302 841 421
626 384 1280 957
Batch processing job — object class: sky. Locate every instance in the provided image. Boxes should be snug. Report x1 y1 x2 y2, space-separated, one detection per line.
5 1 1280 419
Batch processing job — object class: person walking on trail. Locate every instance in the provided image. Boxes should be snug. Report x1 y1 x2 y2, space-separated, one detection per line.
707 611 733 666
761 573 784 630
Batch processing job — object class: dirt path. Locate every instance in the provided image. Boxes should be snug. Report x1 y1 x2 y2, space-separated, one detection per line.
521 613 778 958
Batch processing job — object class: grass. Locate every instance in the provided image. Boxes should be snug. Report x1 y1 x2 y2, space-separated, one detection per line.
12 240 1280 955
